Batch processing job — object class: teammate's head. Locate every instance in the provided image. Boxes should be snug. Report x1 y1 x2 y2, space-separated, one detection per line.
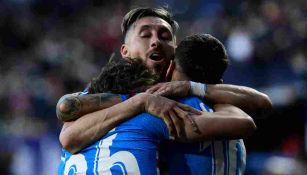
169 34 228 83
88 58 160 94
120 7 179 78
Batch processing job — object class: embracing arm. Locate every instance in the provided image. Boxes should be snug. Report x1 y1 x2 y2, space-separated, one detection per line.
142 95 256 142
175 104 256 142
204 84 272 114
56 93 122 122
146 81 272 115
59 93 144 154
58 93 199 154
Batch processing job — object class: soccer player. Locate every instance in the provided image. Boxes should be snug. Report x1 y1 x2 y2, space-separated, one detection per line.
152 33 254 175
57 7 272 175
58 57 256 175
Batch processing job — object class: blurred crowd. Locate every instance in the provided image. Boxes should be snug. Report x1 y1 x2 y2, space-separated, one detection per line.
0 0 306 174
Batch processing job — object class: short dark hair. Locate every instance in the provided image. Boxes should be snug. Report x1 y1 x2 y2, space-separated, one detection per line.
175 34 229 84
88 58 160 94
121 7 179 40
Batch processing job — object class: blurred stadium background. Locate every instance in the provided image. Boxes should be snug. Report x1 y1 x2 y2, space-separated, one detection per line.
0 0 306 174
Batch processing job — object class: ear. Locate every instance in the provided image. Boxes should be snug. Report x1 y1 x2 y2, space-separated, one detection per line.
165 60 176 81
120 44 129 58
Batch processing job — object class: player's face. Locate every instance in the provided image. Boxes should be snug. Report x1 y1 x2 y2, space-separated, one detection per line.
121 17 176 78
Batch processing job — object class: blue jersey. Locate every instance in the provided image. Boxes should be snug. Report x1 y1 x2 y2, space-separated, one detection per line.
161 98 246 175
58 94 169 175
58 95 246 175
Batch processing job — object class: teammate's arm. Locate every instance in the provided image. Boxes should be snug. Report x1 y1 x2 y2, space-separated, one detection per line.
204 84 272 114
142 94 256 142
57 93 122 122
173 104 256 142
59 93 149 154
58 93 200 154
146 81 272 115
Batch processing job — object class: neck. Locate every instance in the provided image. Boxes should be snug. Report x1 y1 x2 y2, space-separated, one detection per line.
171 69 190 81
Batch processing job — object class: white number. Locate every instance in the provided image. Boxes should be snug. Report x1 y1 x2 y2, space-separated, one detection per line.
64 154 88 174
96 133 141 175
63 132 141 175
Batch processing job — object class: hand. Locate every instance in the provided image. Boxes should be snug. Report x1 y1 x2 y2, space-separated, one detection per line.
144 94 201 139
145 81 190 97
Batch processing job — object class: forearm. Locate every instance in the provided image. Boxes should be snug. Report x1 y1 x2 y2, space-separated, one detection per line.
203 84 272 114
56 93 122 121
59 93 147 154
146 81 272 115
178 104 256 142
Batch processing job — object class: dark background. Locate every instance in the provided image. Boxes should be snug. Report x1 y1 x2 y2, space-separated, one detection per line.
0 0 306 174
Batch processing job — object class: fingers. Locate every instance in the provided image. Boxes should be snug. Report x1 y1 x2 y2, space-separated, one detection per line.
178 103 202 115
153 87 170 96
146 83 170 96
161 113 176 139
173 107 200 133
168 110 184 139
146 84 162 94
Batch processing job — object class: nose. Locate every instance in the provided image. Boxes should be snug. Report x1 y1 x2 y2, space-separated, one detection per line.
150 35 161 48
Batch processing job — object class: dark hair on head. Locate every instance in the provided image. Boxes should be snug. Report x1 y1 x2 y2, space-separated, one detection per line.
88 58 160 94
121 7 179 40
175 34 229 84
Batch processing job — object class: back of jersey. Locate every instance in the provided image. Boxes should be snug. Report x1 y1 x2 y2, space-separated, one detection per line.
160 96 246 175
58 95 169 175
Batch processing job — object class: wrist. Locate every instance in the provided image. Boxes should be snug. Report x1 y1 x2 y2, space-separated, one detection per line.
131 93 149 113
189 81 207 97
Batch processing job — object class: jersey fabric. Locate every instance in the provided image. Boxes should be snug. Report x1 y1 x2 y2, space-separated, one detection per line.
58 94 246 175
58 94 169 175
160 98 246 175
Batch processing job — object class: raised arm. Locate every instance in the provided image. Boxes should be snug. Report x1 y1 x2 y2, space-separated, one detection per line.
146 81 272 115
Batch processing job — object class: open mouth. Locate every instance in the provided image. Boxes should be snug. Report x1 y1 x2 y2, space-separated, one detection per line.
149 52 164 61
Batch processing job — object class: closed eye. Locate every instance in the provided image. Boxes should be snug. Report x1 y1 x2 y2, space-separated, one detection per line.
139 26 151 38
160 32 172 41
140 31 151 38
